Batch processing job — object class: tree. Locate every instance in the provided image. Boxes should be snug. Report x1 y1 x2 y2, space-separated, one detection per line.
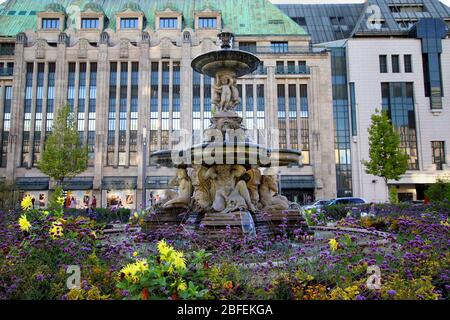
362 110 408 186
37 104 88 186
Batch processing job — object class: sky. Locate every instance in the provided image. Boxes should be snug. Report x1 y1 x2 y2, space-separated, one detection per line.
0 0 449 8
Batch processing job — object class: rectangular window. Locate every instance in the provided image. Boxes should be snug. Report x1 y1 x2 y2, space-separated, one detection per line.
349 82 357 136
198 17 217 29
277 84 286 149
381 82 419 170
159 18 178 29
22 63 33 167
41 18 60 29
300 84 310 165
150 62 159 153
392 55 400 73
379 55 388 73
432 141 446 170
271 42 288 53
81 18 99 29
288 84 298 150
107 62 117 166
120 18 138 29
404 55 412 73
238 42 256 53
1 86 12 167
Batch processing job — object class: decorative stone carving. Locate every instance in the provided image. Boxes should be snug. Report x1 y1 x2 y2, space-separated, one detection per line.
212 71 241 112
162 168 193 209
120 39 129 58
259 173 290 211
35 39 46 59
191 165 215 211
141 31 150 44
246 168 262 205
78 39 88 58
58 32 69 46
161 38 171 58
183 31 191 43
16 32 28 45
100 32 110 45
205 165 256 213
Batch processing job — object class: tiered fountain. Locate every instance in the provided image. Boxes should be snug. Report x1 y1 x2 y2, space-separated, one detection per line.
146 32 311 239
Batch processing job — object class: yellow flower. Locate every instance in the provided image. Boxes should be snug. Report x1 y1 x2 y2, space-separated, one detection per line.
440 219 449 227
120 263 140 283
172 251 187 271
329 238 339 251
49 221 64 239
42 210 50 216
133 212 139 219
133 251 138 257
135 259 149 273
21 196 33 211
18 214 31 232
177 281 187 292
157 239 173 258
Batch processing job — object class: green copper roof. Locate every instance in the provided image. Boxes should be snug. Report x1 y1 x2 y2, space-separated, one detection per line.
0 0 308 37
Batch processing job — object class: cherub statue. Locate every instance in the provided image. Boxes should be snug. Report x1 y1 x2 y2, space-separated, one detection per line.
162 168 193 209
212 74 241 111
259 174 289 211
205 165 256 213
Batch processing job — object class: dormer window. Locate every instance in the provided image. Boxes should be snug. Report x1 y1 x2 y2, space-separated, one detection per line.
159 17 178 29
198 17 217 29
120 17 139 29
81 18 99 29
42 18 60 29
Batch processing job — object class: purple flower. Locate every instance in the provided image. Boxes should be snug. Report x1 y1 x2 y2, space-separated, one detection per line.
387 290 397 296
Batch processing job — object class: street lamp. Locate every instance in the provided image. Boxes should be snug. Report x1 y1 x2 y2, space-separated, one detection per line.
142 126 147 211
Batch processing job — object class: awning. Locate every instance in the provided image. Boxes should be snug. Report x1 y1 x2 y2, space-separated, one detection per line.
15 177 49 191
146 176 172 189
62 177 94 190
102 177 137 190
281 175 315 189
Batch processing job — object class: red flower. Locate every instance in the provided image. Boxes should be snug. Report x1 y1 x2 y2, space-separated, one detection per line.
204 261 209 270
171 291 178 300
141 288 149 300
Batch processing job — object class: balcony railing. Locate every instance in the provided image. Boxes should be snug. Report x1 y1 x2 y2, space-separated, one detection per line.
237 46 327 55
275 65 310 75
0 67 13 76
250 66 268 75
0 47 15 56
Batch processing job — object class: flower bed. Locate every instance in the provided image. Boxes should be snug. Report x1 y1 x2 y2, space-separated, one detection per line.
0 197 448 300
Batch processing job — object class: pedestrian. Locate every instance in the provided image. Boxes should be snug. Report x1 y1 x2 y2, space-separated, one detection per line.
91 195 97 209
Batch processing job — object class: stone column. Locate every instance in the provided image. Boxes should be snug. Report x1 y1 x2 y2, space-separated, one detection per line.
94 42 109 192
137 37 150 204
157 60 162 150
168 60 173 149
180 39 192 138
0 86 5 141
84 62 91 146
8 34 27 179
114 62 121 167
55 37 67 110
266 66 277 149
125 61 132 167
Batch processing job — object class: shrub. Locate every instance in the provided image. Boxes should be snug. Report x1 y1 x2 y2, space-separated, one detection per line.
425 179 450 203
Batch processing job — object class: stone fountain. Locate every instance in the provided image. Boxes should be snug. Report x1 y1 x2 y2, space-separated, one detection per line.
146 32 311 239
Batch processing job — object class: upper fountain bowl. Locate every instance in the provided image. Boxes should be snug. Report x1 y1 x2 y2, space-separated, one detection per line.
191 49 261 78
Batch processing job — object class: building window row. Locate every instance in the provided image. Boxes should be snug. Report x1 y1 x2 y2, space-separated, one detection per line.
277 83 309 164
379 54 413 74
0 86 12 168
107 61 139 167
149 61 181 156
